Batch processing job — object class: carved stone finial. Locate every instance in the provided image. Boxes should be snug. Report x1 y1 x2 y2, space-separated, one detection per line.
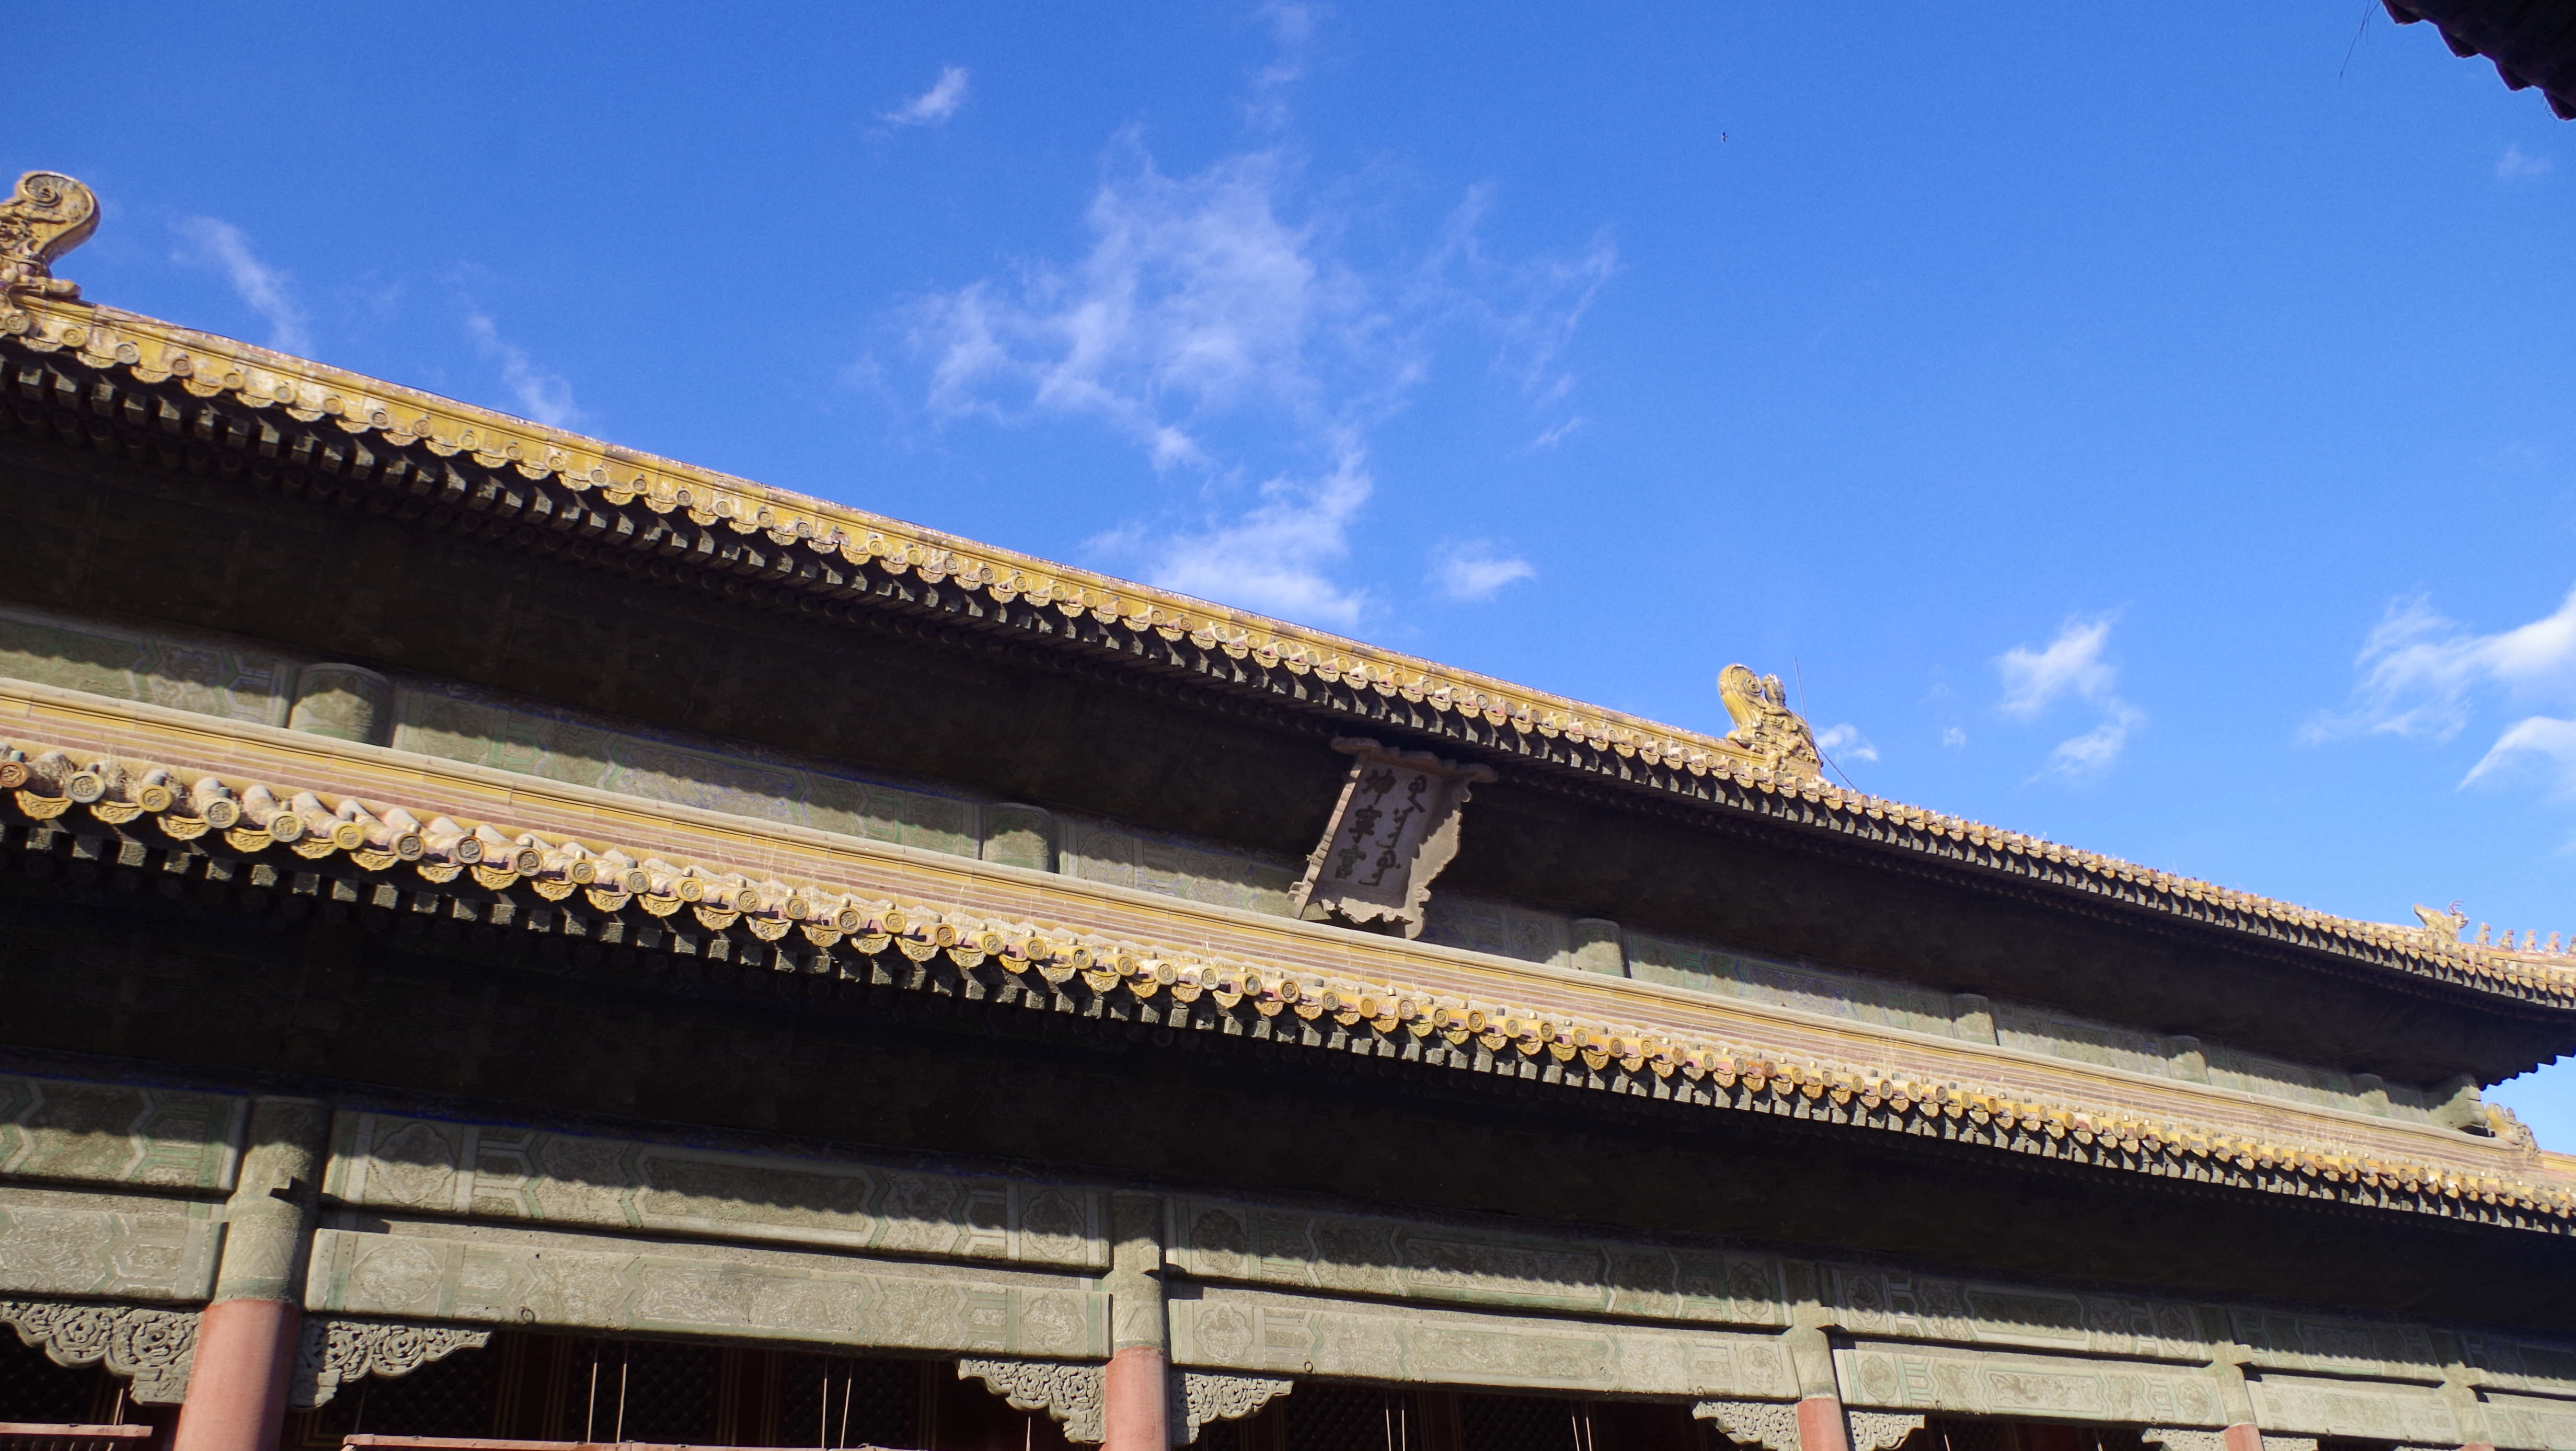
0 171 99 302
1717 664 1823 782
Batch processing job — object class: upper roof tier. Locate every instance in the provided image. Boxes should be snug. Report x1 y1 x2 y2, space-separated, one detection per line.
4 168 2573 1079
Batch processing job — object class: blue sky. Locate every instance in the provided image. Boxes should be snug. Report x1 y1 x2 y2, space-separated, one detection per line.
19 5 2576 1138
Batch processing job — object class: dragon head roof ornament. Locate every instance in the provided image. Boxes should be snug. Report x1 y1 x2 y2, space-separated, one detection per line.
1718 663 1823 781
0 170 99 310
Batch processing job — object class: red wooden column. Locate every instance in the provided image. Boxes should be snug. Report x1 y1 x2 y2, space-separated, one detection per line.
1794 1396 1853 1451
1102 1193 1171 1451
174 1097 329 1451
1784 1319 1850 1451
2220 1424 2263 1451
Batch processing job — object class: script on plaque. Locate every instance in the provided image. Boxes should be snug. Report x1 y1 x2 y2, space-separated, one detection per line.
1290 738 1496 939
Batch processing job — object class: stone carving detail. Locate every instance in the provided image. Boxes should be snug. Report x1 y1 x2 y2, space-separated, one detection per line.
1825 1264 2212 1362
0 1299 196 1404
1172 1285 1797 1397
1178 1372 1294 1443
1694 1399 1801 1451
2476 1391 2576 1451
292 1315 492 1409
1289 738 1495 938
1168 1197 1790 1328
1717 664 1822 782
307 1228 1108 1358
329 1112 1106 1270
0 1203 224 1301
959 1358 1106 1444
1847 1411 1926 1451
2229 1307 2443 1380
1835 1342 2228 1427
0 1074 246 1191
2245 1374 2460 1444
0 172 98 302
2143 1430 2228 1451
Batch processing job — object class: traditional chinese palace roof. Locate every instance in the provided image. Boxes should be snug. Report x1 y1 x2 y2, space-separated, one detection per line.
5 169 2575 1340
2386 0 2576 118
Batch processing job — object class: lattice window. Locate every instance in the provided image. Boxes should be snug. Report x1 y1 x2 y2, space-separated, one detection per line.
1458 1393 1582 1451
595 1339 722 1445
1285 1384 1414 1451
304 1337 498 1440
775 1354 922 1449
0 1328 112 1424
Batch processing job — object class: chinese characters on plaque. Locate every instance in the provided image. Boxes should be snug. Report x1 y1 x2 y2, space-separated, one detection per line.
1290 738 1497 938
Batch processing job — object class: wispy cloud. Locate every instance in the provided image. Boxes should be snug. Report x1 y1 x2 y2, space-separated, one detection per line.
1816 723 1880 764
1941 726 1968 751
1244 3 1320 132
886 66 971 127
2498 142 2554 182
1428 539 1536 601
886 66 971 128
904 17 1606 630
1997 615 2143 781
171 218 310 354
1524 417 1586 451
464 313 582 428
2312 585 2576 799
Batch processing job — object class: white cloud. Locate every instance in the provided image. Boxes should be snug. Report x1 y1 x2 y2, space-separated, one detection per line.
1995 615 2143 781
1940 726 1968 750
886 66 970 127
1816 723 1880 764
2039 701 2145 783
464 313 582 428
1428 539 1536 602
1998 616 2118 719
2498 143 2554 182
171 217 310 354
904 18 1606 631
2317 585 2576 799
2469 716 2576 796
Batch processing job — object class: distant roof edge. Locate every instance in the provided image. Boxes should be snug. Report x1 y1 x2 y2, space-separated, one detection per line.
8 166 2576 1015
2386 0 2576 119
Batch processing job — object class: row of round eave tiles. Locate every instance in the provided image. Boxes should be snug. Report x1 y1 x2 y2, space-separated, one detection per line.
0 744 2567 1224
4 312 2566 998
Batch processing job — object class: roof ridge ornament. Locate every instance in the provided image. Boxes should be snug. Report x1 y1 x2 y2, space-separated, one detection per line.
0 169 99 307
1719 663 1824 783
2413 900 2468 943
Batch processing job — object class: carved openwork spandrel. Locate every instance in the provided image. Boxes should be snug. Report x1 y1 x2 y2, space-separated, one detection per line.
960 1358 1106 1444
291 1314 491 1409
1179 1372 1294 1443
1695 1399 1801 1451
0 1298 196 1404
